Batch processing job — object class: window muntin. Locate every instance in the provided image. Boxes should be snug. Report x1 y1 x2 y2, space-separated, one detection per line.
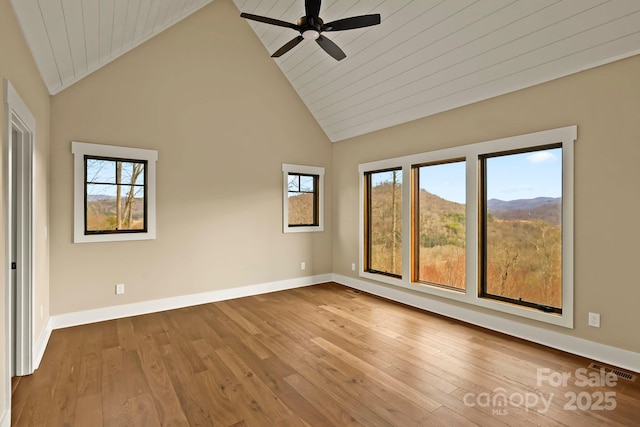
85 156 147 233
480 145 563 312
365 169 403 278
412 160 466 290
287 173 319 227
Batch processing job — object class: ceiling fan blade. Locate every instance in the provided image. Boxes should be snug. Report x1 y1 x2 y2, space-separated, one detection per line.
323 14 381 32
271 36 304 58
240 13 300 31
316 35 346 61
305 0 321 18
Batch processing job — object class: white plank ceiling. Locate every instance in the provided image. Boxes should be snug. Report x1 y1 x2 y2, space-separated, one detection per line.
9 0 214 95
10 0 640 142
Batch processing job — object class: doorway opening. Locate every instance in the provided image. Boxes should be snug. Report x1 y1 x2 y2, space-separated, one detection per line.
4 80 35 384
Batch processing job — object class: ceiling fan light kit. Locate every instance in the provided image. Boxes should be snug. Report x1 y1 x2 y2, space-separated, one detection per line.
302 29 320 40
240 0 381 61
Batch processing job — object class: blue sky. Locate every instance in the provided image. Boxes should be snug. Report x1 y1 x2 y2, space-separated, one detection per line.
416 147 563 203
419 161 466 204
86 159 145 198
484 148 562 201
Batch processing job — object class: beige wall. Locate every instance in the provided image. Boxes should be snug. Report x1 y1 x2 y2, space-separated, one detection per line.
0 0 51 419
49 0 332 315
332 54 640 354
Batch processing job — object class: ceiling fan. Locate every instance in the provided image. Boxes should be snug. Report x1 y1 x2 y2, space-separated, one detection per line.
240 0 381 61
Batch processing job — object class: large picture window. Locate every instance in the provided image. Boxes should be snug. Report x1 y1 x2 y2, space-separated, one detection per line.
412 160 466 290
359 126 576 327
365 169 403 277
480 145 563 312
72 142 157 243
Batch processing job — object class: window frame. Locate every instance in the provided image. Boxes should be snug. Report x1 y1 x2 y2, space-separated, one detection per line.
364 167 404 279
358 126 576 328
72 141 158 243
287 173 320 227
282 164 324 233
479 143 564 314
83 155 149 235
411 158 467 291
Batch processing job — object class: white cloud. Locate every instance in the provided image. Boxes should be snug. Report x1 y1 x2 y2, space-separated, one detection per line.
527 151 557 163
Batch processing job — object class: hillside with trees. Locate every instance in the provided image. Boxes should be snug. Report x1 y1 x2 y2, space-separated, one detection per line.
288 193 315 225
369 183 562 308
86 196 144 231
488 197 561 226
369 178 403 276
415 189 466 289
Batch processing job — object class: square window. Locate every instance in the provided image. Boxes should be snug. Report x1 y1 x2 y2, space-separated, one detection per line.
85 157 147 233
72 142 157 243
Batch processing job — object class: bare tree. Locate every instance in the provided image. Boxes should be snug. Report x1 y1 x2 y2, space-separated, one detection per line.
122 163 144 228
490 242 519 296
391 170 400 274
526 220 561 303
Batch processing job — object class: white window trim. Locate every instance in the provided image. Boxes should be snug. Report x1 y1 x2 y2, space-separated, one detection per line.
282 163 325 233
72 141 158 243
359 126 576 328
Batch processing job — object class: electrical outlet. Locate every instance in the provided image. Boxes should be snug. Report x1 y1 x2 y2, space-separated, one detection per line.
301 262 306 270
588 312 600 328
116 283 125 295
351 263 356 271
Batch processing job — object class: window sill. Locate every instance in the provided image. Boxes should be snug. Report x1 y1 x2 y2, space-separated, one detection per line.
284 226 324 233
360 270 573 328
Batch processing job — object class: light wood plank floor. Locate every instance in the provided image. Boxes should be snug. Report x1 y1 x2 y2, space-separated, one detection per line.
11 282 640 426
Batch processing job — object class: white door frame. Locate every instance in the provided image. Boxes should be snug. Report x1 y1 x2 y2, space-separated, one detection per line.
4 79 35 394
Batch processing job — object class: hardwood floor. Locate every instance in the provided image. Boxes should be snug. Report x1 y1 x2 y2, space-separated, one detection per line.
11 282 640 426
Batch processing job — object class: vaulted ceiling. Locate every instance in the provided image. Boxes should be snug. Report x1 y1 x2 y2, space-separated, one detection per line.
10 0 640 142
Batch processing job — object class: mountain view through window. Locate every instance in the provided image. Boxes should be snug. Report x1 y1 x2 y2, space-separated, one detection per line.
85 157 146 233
481 146 563 310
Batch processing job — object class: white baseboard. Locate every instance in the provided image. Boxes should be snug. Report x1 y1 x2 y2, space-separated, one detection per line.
51 274 332 330
332 274 640 374
33 318 52 370
0 408 9 427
